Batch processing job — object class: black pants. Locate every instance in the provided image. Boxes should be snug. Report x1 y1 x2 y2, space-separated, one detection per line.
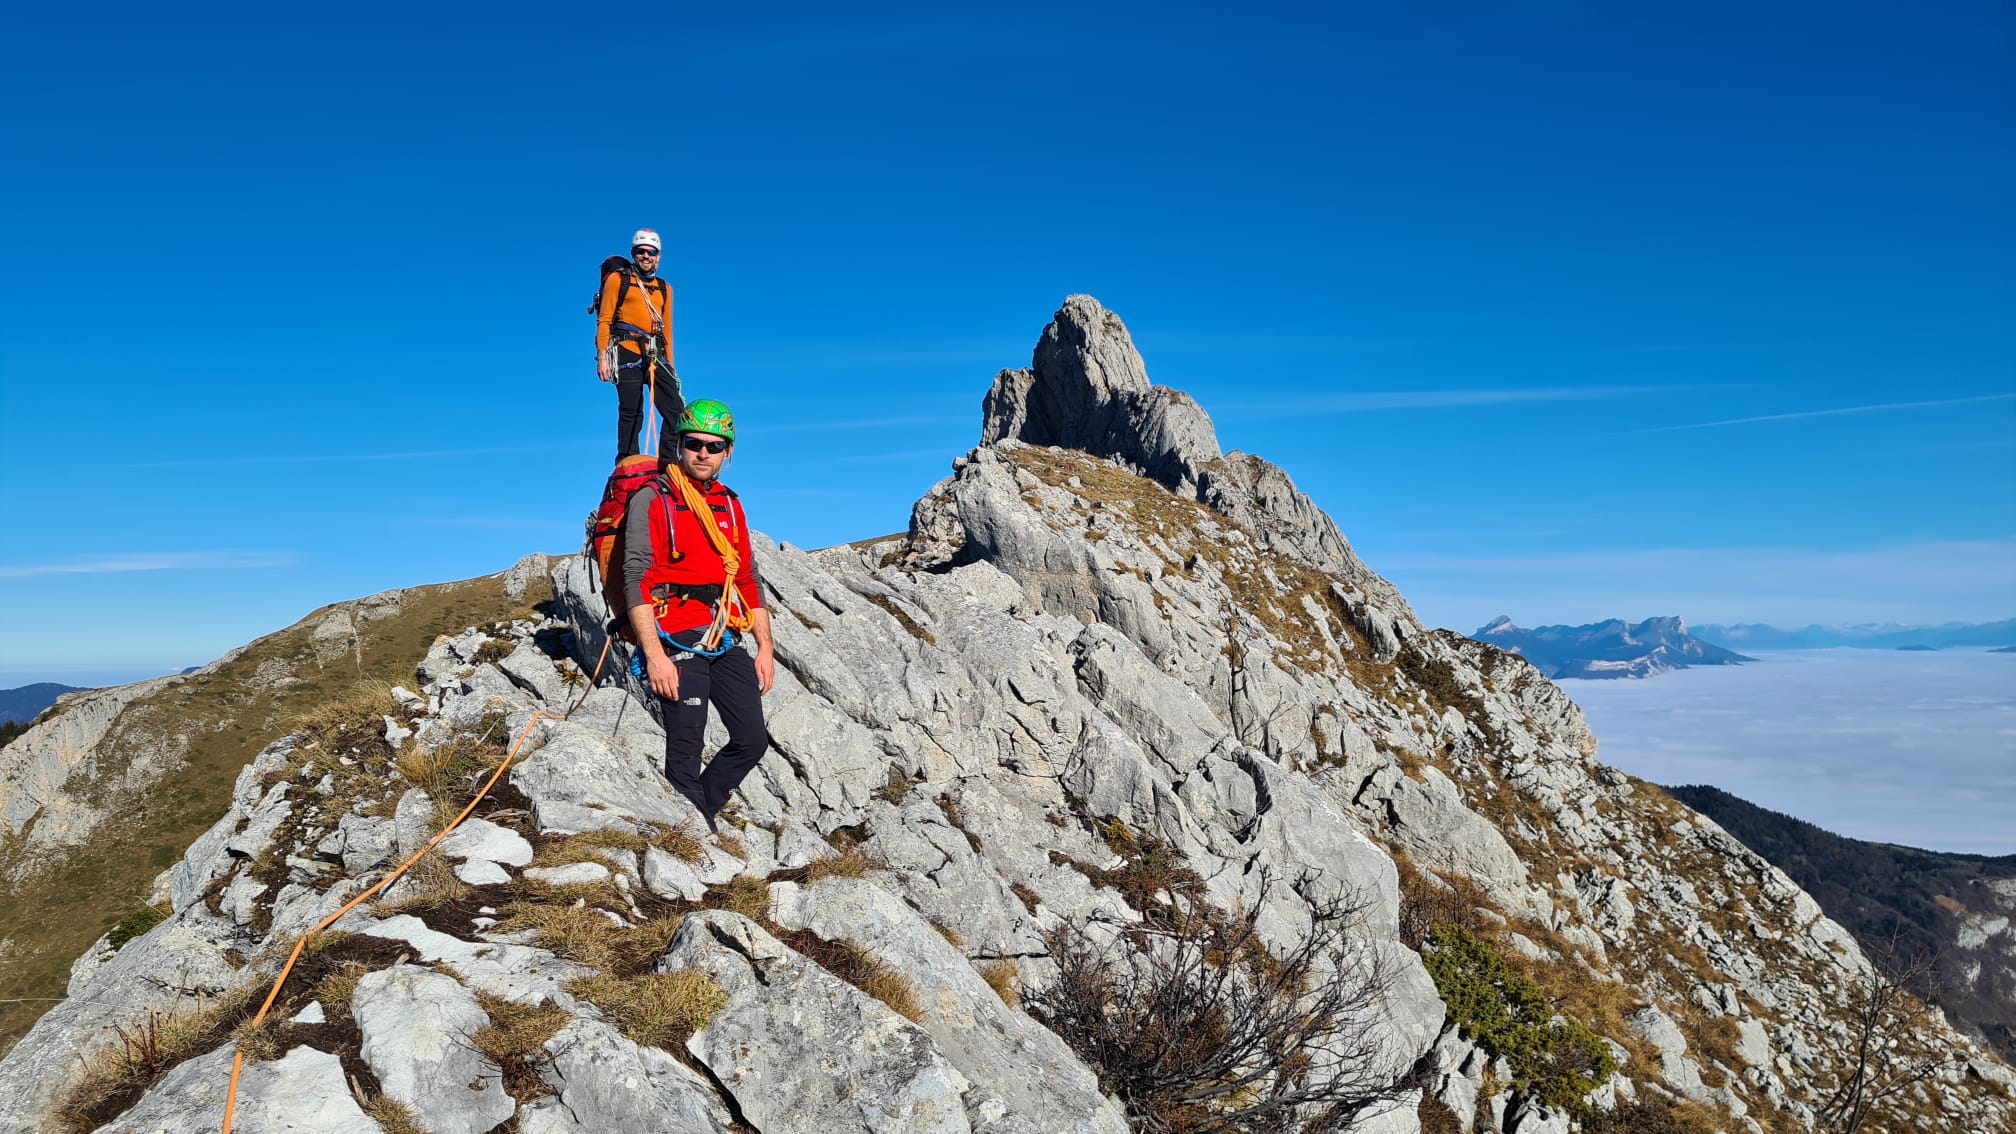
615 355 685 460
659 634 769 817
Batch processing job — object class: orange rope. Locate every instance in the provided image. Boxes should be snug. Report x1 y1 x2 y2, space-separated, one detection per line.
662 464 753 650
220 634 612 1131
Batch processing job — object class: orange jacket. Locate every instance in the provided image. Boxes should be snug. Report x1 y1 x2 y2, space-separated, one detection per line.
596 269 674 361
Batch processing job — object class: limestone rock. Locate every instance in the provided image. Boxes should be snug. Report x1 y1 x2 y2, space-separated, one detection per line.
498 639 569 706
334 812 397 877
436 816 534 869
643 844 708 902
353 965 515 1134
86 1044 380 1134
526 862 611 887
769 878 1129 1133
392 787 435 857
665 911 974 1133
538 1015 732 1133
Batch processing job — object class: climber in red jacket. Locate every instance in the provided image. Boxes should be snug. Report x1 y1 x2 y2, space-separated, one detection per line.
617 399 774 830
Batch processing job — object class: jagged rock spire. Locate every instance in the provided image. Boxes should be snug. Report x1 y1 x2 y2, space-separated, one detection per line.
973 295 1417 633
981 295 1222 496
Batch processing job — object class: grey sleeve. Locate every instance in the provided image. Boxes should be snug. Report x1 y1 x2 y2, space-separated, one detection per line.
619 484 660 613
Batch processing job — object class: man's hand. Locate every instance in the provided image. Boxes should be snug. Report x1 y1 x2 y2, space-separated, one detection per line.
644 652 680 700
597 354 614 383
754 648 776 695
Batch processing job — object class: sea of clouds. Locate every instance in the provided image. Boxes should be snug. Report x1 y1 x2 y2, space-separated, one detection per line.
1563 648 2016 856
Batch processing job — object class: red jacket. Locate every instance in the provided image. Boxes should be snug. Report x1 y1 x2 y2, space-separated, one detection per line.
629 479 761 634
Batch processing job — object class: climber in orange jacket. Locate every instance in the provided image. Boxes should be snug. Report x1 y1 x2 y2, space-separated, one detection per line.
618 399 774 830
596 228 685 460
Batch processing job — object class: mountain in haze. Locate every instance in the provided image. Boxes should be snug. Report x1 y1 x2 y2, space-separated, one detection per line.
1666 783 2016 1065
1 297 2010 1134
0 683 88 726
1471 615 1751 679
1692 618 2016 651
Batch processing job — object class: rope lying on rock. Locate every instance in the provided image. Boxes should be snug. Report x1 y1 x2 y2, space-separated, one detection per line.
220 635 612 1133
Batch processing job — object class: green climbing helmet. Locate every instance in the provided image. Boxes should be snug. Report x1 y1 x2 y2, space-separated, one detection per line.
676 399 736 442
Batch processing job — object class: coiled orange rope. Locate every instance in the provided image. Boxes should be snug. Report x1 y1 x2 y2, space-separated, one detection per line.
219 634 611 1131
662 464 753 650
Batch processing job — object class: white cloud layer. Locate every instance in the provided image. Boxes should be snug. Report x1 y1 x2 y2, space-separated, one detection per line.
1565 648 2016 855
0 551 295 579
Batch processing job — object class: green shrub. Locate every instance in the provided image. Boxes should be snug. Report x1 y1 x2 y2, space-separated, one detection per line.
106 904 171 951
1424 924 1617 1111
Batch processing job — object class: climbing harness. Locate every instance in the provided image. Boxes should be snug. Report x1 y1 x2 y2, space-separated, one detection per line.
629 627 740 678
218 636 614 1133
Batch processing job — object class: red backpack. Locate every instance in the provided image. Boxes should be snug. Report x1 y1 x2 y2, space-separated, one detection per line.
584 456 677 630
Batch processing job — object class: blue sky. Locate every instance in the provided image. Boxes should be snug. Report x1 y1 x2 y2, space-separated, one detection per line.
2 1 2011 686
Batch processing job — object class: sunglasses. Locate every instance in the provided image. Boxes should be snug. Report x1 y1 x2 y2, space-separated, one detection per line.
633 248 659 257
681 437 730 455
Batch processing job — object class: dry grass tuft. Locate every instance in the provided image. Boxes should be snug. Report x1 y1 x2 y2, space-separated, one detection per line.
55 982 264 1132
933 922 965 949
313 962 372 1018
568 970 727 1049
359 1094 428 1134
978 959 1020 1007
873 769 918 805
861 969 925 1023
713 830 747 859
534 827 648 868
283 678 399 741
510 874 631 911
472 990 568 1103
369 848 470 917
1391 851 1495 950
496 903 681 975
229 1012 286 1063
649 822 706 864
803 848 879 884
393 734 497 804
703 876 770 921
1418 1093 1465 1134
775 928 926 1023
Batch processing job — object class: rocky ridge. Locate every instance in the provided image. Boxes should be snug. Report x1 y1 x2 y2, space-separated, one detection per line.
0 560 551 1053
0 296 2010 1133
1668 783 2016 1065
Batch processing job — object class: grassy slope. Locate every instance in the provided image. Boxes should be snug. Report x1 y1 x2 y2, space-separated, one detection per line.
0 570 551 1056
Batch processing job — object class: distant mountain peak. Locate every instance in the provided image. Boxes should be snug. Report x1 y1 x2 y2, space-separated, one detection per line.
1691 618 2016 651
1468 615 1748 679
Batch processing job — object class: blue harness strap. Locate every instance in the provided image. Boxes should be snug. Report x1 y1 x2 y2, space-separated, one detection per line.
629 628 739 679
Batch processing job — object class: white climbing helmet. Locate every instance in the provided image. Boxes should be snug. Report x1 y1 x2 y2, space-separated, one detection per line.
631 228 662 254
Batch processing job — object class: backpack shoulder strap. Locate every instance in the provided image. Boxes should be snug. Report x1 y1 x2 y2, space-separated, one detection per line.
614 268 635 323
652 475 678 559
